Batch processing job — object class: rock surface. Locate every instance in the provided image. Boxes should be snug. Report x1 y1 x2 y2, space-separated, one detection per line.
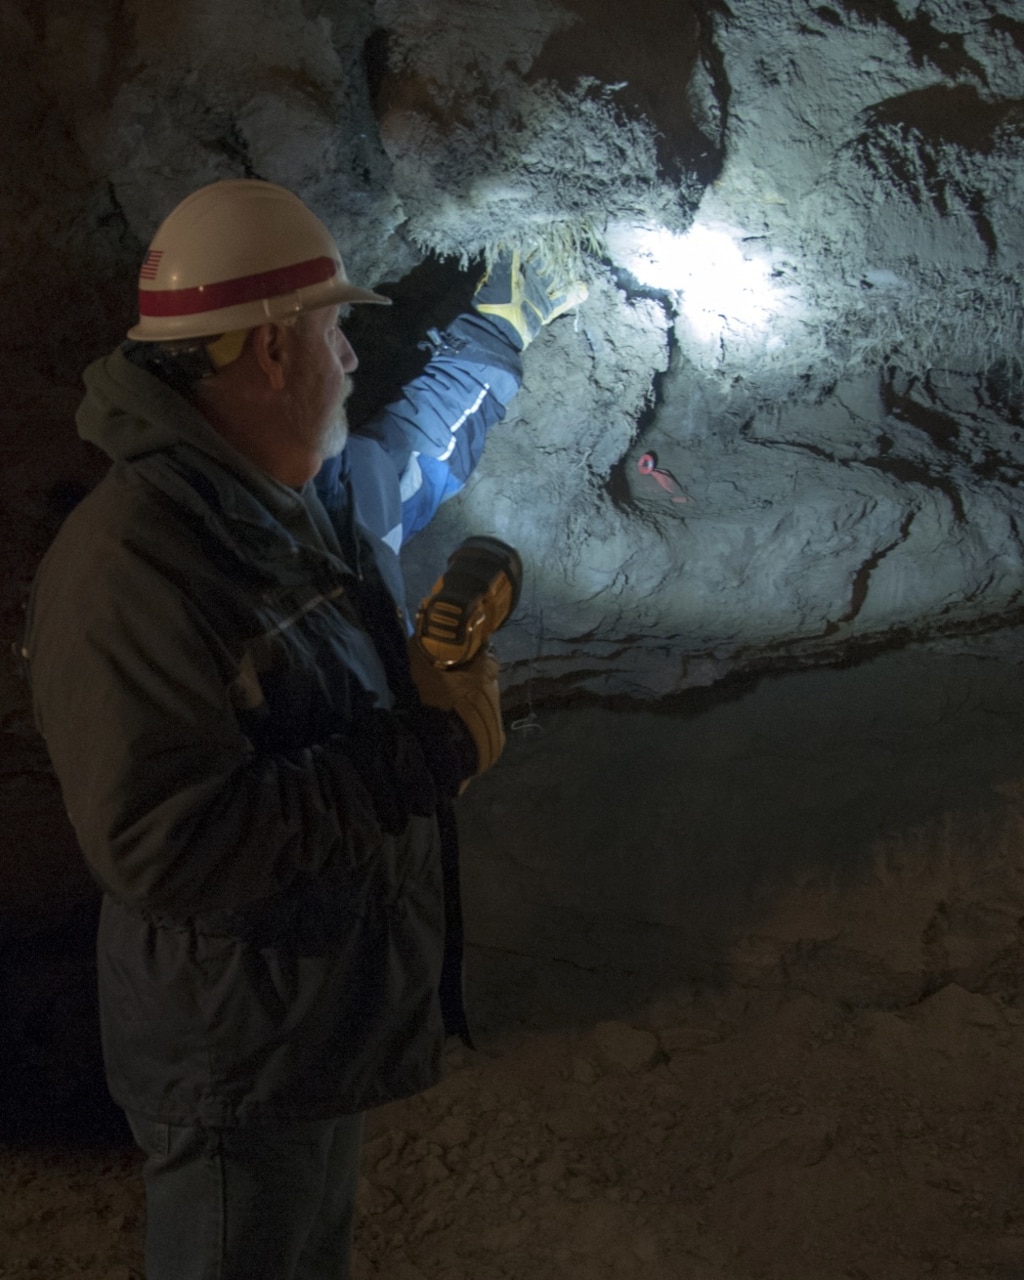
3 0 1023 698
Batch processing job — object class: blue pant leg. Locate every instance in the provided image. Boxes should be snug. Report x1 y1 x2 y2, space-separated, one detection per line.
127 1111 364 1280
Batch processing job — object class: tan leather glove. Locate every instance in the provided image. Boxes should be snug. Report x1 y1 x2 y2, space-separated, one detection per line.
407 639 505 781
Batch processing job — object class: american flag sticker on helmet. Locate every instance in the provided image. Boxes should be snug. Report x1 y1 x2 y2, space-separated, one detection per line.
140 250 164 280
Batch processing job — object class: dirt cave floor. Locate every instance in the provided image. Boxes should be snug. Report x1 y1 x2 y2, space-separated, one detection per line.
4 636 1024 1280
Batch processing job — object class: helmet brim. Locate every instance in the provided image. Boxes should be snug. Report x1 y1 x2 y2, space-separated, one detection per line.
127 278 392 342
328 282 393 307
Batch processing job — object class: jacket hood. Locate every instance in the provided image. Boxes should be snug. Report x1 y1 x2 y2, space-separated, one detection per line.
77 346 246 471
75 345 345 552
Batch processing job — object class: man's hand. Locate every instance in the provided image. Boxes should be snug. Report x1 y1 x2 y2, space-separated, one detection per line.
407 640 505 781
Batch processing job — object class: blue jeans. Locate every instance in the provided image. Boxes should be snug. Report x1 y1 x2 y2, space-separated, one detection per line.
126 1111 364 1280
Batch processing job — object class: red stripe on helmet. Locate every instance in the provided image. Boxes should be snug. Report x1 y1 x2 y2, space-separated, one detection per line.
137 255 338 317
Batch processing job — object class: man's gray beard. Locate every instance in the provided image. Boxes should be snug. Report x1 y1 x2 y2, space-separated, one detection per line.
319 402 350 459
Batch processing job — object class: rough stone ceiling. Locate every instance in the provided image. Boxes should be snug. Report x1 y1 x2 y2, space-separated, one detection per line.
2 0 1023 704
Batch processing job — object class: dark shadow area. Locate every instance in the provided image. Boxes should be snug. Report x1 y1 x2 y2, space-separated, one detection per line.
0 899 130 1145
4 638 1024 1139
344 253 478 429
528 0 727 190
457 639 1024 1034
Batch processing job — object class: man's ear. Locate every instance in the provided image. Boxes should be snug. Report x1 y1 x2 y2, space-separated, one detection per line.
250 323 289 392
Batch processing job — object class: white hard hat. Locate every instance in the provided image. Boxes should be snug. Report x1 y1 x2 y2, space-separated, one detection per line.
127 179 390 342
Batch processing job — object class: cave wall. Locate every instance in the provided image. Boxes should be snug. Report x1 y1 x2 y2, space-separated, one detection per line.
2 0 1023 719
2 0 1024 1147
387 0 1024 697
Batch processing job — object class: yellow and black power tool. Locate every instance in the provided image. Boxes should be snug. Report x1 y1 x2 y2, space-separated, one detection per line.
414 536 523 669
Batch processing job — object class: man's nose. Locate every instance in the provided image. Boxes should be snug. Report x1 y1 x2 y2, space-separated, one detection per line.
337 330 359 373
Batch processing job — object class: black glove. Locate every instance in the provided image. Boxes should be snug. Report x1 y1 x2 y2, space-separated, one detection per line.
342 706 440 837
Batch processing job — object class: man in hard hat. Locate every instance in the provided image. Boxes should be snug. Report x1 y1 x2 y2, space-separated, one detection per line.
22 179 584 1280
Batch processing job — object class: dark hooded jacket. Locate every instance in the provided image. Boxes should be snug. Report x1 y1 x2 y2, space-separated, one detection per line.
23 350 466 1126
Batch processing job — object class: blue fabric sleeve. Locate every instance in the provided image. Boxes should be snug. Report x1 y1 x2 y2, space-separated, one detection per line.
318 312 523 548
318 441 406 556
